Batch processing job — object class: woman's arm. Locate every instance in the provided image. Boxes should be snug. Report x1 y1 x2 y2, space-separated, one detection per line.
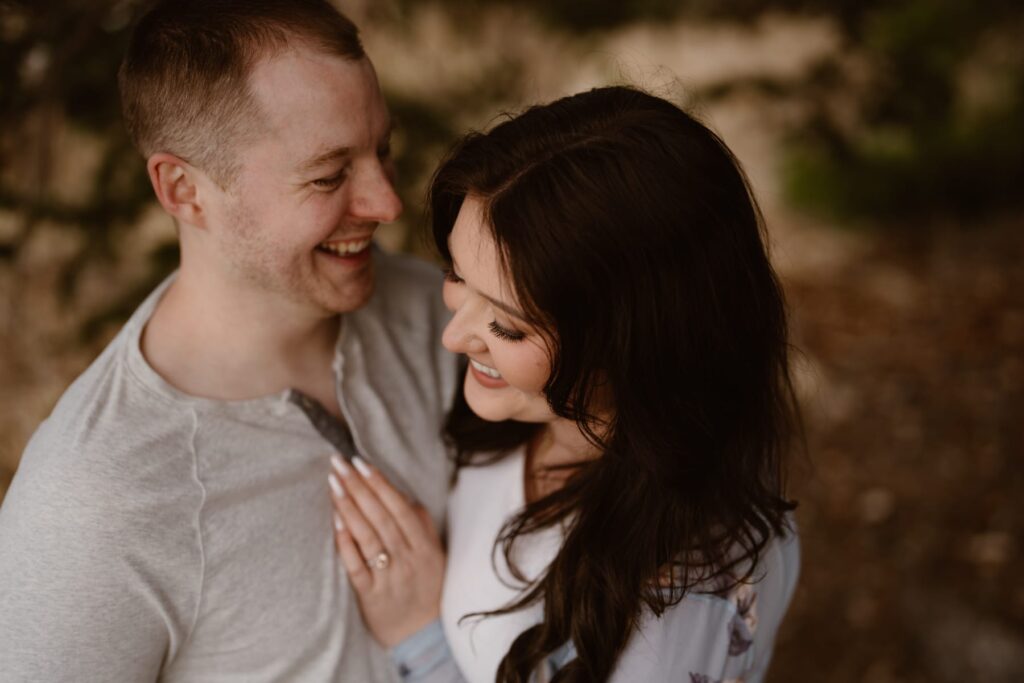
608 532 800 683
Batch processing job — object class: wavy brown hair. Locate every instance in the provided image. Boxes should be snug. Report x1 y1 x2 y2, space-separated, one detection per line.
430 86 799 682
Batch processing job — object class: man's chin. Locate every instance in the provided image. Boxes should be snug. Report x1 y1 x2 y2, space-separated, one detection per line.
320 278 375 315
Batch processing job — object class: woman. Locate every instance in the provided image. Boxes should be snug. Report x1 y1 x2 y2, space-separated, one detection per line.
327 86 801 682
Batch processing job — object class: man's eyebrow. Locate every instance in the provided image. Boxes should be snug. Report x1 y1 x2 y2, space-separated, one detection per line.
296 120 396 175
450 254 526 320
297 146 353 174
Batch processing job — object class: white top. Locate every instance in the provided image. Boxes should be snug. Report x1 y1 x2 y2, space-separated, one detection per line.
440 448 801 683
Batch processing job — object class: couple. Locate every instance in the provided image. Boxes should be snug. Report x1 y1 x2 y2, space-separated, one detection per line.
0 1 800 681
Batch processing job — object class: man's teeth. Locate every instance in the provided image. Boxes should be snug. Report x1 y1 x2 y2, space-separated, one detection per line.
470 359 502 379
319 238 371 256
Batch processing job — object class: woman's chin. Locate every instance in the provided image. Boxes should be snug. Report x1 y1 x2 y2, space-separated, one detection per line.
464 393 514 423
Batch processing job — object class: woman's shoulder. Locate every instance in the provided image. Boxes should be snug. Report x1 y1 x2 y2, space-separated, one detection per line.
611 527 800 683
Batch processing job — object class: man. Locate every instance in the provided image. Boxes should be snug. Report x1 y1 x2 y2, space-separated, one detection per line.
0 1 457 680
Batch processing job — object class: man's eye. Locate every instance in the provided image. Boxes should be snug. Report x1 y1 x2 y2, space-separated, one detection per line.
377 142 392 159
443 268 463 284
312 168 348 190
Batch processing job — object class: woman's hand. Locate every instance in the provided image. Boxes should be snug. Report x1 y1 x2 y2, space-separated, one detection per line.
328 454 446 648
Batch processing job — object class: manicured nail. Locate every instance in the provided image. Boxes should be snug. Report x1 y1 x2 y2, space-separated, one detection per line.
331 454 351 477
333 512 344 532
328 472 344 498
352 456 372 478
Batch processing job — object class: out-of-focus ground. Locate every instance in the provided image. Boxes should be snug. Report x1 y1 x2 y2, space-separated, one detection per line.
1 7 1021 681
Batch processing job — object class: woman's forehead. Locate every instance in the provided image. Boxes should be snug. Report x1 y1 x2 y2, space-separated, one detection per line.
449 196 496 269
450 197 522 311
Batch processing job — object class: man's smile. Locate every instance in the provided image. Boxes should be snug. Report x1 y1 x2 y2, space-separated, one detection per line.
317 236 372 256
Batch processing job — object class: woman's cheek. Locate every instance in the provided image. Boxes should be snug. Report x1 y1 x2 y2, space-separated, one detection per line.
499 344 552 396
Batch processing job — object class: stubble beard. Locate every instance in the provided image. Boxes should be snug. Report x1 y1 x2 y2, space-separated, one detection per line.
223 199 376 316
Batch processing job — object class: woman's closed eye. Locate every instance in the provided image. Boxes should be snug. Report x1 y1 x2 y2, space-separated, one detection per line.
445 267 526 341
489 320 526 342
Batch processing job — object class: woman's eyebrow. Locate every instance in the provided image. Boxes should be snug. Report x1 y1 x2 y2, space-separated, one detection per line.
450 254 527 320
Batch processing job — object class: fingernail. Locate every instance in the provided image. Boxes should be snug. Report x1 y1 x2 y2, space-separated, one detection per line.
333 512 344 532
330 454 351 477
352 456 372 478
328 472 344 498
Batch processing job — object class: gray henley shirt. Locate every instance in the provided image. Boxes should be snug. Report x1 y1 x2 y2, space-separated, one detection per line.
0 250 459 682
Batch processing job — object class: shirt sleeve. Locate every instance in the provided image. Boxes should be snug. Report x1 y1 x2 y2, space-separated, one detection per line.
390 620 469 683
0 437 204 681
609 593 754 682
609 531 801 683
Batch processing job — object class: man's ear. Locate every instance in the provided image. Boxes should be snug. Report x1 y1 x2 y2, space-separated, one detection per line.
147 153 208 229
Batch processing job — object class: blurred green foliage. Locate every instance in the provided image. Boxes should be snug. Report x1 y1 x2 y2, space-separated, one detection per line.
403 0 1024 222
777 0 1024 222
0 0 157 319
398 0 685 31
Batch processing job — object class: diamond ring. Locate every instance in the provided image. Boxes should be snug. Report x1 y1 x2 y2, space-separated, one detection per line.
368 551 390 570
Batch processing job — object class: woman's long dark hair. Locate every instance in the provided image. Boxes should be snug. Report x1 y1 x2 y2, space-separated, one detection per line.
429 86 799 682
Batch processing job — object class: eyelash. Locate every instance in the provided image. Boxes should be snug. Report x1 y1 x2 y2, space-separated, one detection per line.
444 268 526 343
312 167 349 190
488 320 526 342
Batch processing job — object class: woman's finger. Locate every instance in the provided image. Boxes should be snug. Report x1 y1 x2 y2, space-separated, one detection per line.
338 455 435 551
334 516 374 594
329 471 390 567
345 455 437 553
331 455 412 555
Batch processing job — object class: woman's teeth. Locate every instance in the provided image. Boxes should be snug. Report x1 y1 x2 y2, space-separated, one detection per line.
319 238 371 256
470 358 502 379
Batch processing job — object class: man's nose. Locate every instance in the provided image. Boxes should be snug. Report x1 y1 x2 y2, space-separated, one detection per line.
350 162 402 223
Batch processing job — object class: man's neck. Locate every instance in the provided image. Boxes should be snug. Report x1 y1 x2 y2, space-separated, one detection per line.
141 267 341 405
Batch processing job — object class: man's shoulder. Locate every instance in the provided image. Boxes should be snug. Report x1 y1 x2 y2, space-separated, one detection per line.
17 329 198 507
32 275 181 454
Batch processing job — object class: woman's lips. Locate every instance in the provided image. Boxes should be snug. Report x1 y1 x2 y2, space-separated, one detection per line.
468 357 508 388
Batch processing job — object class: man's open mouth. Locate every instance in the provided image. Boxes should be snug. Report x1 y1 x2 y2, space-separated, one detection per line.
317 238 372 257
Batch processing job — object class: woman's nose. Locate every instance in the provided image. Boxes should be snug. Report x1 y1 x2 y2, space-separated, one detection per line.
441 312 487 355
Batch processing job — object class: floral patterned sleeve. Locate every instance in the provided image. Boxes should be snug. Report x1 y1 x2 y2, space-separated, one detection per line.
390 621 573 683
608 530 801 683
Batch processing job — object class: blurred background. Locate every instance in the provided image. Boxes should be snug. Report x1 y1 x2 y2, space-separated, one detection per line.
1 0 1021 680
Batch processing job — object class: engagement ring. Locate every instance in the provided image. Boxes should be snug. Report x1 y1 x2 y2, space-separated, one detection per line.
369 551 390 570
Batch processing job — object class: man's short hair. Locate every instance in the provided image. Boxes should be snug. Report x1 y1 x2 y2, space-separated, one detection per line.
119 0 364 186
